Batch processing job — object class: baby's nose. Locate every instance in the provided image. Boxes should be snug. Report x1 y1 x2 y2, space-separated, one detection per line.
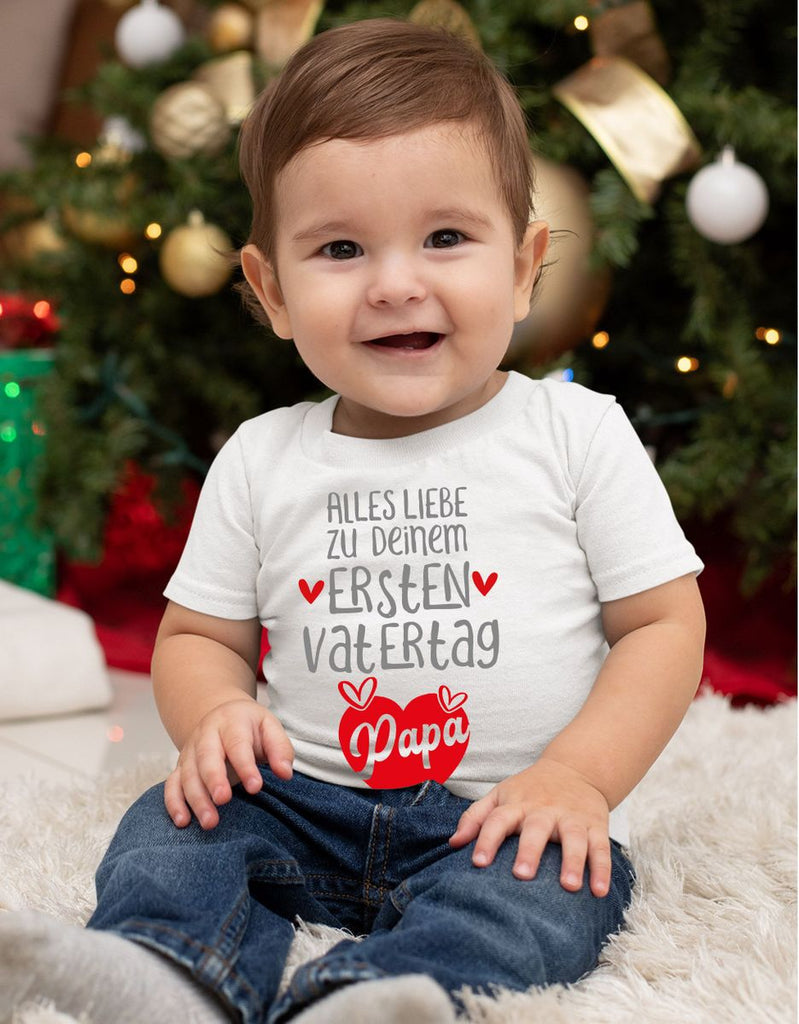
366 254 428 307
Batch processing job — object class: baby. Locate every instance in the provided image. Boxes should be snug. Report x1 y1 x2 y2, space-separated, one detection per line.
1 19 705 1024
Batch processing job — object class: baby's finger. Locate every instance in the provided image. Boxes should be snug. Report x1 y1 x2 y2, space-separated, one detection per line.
449 793 496 848
471 806 523 868
220 728 262 795
163 769 191 828
179 755 222 829
194 732 237 805
587 830 612 898
512 812 553 880
259 715 295 780
557 820 589 891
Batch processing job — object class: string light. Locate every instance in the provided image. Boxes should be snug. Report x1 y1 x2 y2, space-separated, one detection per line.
562 368 575 382
592 330 610 349
676 356 700 373
722 372 739 399
32 421 46 436
120 278 136 295
118 253 138 274
755 326 781 345
4 382 21 399
574 15 590 30
0 424 17 443
145 222 162 240
32 301 51 319
75 151 92 169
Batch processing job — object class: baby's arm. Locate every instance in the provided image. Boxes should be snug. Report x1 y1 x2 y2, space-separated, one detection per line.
152 601 294 830
449 573 705 895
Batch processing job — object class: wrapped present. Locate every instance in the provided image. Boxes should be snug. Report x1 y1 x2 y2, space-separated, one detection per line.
0 348 55 596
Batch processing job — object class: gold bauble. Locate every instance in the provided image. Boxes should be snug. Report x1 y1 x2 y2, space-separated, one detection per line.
193 52 255 124
207 3 254 52
159 210 233 297
150 82 231 160
62 206 138 249
510 158 612 363
1 217 67 264
62 173 138 249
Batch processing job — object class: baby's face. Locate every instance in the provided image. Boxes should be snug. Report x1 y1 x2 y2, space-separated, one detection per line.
246 122 546 438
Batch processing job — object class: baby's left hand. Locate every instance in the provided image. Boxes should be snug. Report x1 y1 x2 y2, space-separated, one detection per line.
448 757 611 897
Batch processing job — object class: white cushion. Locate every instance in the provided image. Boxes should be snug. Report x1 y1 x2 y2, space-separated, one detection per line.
0 582 112 720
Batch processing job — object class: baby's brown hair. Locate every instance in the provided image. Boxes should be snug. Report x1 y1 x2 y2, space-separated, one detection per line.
237 18 534 317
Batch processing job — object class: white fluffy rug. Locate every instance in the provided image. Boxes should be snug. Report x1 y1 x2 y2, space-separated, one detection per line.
1 691 796 1024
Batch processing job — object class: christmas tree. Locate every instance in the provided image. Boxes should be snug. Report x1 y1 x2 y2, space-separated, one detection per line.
0 0 795 595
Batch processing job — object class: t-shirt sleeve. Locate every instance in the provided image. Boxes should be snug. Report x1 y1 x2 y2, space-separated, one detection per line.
164 431 261 619
573 400 703 602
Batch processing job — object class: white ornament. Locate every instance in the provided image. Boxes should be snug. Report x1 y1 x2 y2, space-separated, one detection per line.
100 116 147 155
686 146 769 245
115 0 186 68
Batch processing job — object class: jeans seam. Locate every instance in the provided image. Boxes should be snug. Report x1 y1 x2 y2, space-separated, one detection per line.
409 780 432 806
247 857 305 884
123 920 261 1005
363 804 382 907
378 808 395 902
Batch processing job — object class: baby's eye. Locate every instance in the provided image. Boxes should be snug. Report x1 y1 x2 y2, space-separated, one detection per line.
426 229 464 249
321 240 362 260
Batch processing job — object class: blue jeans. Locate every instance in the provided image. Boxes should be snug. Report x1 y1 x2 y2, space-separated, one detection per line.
88 768 634 1023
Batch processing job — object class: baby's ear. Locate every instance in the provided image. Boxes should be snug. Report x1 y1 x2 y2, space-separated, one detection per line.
513 220 549 323
240 245 292 339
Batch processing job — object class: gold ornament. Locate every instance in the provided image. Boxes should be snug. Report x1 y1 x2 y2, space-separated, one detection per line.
408 0 481 50
553 56 701 203
589 1 671 85
62 207 138 249
150 82 231 160
62 173 139 249
510 158 612 362
1 217 67 264
159 210 233 297
253 0 325 67
193 51 256 125
207 3 255 52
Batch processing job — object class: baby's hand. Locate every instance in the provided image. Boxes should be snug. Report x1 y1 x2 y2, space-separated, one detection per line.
164 699 294 830
448 757 611 897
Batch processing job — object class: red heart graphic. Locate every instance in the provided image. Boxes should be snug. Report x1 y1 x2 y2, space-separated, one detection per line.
472 571 498 596
299 578 324 604
339 680 469 788
338 676 378 710
438 685 468 712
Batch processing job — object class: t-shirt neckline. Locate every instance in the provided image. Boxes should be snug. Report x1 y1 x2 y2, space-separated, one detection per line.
300 370 532 468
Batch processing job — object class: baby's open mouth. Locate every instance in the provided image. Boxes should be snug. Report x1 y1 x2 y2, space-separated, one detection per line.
369 332 441 350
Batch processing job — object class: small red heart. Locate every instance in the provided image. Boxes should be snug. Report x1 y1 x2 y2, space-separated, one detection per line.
438 685 468 712
299 578 324 604
338 676 378 710
472 571 497 597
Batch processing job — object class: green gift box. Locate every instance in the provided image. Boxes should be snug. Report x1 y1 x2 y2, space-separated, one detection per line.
0 349 56 596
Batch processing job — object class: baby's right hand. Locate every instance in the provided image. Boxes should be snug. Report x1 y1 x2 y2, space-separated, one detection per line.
164 698 294 829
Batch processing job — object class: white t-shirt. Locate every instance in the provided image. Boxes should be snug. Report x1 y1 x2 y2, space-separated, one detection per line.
165 372 703 844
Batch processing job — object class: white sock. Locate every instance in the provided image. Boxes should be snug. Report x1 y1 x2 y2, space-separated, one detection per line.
291 975 457 1024
0 911 230 1024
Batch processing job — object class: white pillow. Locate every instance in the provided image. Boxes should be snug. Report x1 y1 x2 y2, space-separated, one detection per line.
0 581 112 720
